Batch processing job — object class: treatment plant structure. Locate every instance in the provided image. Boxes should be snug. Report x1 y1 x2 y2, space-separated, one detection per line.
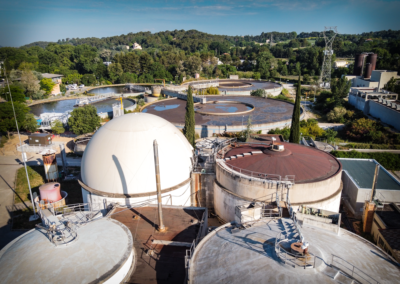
1 113 400 284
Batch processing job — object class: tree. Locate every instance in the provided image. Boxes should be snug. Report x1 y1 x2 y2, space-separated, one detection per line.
0 102 29 138
40 78 55 95
183 86 195 147
245 116 253 142
0 85 26 102
107 63 123 83
289 75 301 143
20 71 40 96
327 107 347 122
68 105 101 135
24 113 39 133
81 74 97 86
51 120 65 134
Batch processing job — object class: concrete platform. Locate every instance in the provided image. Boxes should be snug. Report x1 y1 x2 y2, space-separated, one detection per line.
189 218 400 284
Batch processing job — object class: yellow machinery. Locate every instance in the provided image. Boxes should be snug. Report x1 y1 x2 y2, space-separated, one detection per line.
115 97 123 110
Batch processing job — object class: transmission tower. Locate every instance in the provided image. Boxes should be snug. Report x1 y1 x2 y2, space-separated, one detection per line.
319 26 338 88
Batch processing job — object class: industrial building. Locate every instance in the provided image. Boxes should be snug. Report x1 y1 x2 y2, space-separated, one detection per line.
79 113 194 209
344 53 398 90
347 87 400 130
340 158 400 217
370 203 400 262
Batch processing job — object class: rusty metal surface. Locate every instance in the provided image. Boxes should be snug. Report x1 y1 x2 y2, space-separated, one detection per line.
224 142 341 183
43 153 57 165
142 96 295 126
112 206 205 284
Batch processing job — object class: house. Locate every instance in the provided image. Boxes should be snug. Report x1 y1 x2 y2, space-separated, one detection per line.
132 42 142 50
41 73 63 95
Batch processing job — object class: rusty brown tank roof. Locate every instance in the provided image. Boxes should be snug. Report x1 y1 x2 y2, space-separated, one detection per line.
224 142 341 183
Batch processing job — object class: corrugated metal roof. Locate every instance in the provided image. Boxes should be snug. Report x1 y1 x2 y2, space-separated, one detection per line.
339 159 400 190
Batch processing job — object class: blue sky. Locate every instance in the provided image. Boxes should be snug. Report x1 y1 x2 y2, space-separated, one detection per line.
1 0 400 47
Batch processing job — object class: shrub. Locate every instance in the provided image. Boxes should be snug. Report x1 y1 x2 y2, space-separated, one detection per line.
251 89 266 97
281 88 289 96
327 106 347 122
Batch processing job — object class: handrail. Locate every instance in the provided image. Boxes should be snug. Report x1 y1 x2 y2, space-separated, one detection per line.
275 232 316 268
218 160 295 184
331 254 380 284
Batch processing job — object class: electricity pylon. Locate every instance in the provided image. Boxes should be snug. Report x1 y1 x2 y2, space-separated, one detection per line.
319 26 338 88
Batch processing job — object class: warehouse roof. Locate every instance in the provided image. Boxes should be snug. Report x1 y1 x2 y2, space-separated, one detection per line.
339 159 400 190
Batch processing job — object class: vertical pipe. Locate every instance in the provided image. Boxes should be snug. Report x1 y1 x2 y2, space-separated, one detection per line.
153 140 165 231
370 164 380 202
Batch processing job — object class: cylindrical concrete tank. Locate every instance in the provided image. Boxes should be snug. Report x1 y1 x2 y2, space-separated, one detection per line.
39 182 62 203
364 63 372 79
43 152 58 181
151 85 162 97
369 53 377 71
353 54 365 76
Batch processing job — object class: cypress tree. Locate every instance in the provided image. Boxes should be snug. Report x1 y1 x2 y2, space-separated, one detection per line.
183 86 196 146
289 75 301 143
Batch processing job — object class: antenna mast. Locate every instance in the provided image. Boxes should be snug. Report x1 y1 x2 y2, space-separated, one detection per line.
319 26 338 88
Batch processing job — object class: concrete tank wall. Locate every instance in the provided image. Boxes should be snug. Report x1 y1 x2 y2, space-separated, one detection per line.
81 181 191 211
368 100 400 131
213 161 342 221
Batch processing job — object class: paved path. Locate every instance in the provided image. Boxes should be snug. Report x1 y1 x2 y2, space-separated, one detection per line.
0 156 28 249
339 149 400 153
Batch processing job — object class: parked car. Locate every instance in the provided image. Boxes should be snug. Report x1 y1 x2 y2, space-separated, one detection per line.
79 84 85 88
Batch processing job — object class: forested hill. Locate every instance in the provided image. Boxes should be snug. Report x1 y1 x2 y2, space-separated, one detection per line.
22 30 300 51
23 29 400 51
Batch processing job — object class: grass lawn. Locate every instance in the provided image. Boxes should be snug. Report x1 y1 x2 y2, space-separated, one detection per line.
14 166 83 204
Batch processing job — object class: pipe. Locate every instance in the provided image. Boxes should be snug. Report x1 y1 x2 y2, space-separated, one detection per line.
191 173 196 207
370 164 380 202
153 140 165 231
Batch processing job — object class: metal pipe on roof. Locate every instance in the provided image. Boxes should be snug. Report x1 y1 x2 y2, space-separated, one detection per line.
153 140 166 232
370 164 380 202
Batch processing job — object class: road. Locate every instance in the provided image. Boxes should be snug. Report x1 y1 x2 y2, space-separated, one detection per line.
0 157 26 249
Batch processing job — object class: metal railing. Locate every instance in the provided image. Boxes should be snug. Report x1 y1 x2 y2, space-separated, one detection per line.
219 161 295 184
185 240 196 269
275 232 316 268
16 143 63 153
331 254 380 284
75 92 115 106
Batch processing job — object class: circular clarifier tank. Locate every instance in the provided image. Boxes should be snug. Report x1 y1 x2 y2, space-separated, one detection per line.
194 101 254 115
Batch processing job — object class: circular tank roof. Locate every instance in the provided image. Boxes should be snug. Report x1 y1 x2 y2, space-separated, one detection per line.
0 219 133 284
223 142 341 183
81 113 193 195
142 96 296 127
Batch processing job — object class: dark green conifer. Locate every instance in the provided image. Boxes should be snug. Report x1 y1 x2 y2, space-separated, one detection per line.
183 86 196 146
289 75 301 143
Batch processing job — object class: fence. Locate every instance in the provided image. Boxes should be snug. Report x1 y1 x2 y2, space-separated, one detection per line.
331 254 380 284
17 142 64 153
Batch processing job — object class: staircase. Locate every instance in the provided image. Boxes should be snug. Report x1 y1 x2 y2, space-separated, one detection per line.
323 266 360 284
280 218 300 240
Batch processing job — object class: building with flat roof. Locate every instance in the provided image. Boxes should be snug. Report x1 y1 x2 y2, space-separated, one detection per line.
371 203 400 262
339 158 400 216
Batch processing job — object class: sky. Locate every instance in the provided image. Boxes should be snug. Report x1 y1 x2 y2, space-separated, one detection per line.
1 0 400 47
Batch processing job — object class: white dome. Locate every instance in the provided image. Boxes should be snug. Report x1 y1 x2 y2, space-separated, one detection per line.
81 113 193 196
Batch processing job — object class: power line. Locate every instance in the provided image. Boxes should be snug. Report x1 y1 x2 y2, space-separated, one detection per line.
2 61 38 220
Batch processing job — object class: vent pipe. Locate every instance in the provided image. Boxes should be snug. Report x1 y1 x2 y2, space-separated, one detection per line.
153 140 166 232
370 164 380 202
